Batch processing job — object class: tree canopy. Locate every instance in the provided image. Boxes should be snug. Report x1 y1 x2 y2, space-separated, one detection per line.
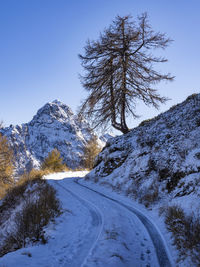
79 13 174 133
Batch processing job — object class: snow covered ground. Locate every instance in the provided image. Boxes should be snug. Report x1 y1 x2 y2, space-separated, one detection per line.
0 171 174 266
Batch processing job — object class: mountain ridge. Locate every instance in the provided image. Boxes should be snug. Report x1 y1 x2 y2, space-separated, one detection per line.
1 100 97 174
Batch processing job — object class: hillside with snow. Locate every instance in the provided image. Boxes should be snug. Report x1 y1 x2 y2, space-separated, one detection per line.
0 100 100 174
88 93 200 204
86 93 200 265
1 94 200 266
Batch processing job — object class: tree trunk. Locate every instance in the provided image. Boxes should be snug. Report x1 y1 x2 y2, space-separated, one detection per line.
120 20 129 134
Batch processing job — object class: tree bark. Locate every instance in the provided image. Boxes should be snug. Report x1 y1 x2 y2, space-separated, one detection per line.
120 19 129 134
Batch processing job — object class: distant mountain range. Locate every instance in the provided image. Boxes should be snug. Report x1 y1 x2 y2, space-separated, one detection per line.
1 100 104 174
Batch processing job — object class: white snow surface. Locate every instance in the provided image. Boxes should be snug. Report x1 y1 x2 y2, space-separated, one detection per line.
0 171 174 267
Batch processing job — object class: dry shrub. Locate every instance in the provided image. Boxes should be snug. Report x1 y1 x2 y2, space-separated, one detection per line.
0 169 47 211
0 179 61 257
0 182 11 200
166 172 186 193
0 177 45 221
164 205 200 264
114 182 122 191
0 164 61 221
141 190 159 208
17 169 47 185
105 229 118 240
139 183 159 207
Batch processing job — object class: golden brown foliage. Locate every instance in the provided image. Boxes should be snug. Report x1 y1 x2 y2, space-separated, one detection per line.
41 148 67 172
17 169 48 186
83 137 102 169
0 133 14 184
0 133 14 199
0 182 11 200
0 178 61 256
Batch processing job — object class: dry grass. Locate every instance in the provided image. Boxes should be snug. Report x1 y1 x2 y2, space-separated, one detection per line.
164 205 200 264
105 229 118 240
0 182 12 200
139 183 159 207
0 169 48 210
17 169 48 184
0 178 61 257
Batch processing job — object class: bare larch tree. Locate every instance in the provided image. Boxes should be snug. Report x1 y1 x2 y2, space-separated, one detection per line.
79 13 174 134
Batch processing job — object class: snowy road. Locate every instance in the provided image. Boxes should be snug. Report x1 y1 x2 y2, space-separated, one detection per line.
0 172 173 267
74 179 172 267
54 180 104 267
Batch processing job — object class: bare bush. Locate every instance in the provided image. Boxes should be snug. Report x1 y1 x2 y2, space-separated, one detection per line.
0 182 11 200
164 205 200 264
0 179 61 257
17 169 47 185
139 182 159 207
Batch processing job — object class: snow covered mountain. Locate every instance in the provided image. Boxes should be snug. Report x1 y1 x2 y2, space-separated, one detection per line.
0 100 97 174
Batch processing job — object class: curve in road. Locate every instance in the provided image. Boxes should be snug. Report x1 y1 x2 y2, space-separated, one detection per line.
74 179 173 267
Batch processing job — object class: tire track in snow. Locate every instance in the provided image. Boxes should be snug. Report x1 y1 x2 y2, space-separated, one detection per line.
74 179 173 267
55 181 104 267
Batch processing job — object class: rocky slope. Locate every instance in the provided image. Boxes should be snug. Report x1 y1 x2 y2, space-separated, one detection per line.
1 100 98 174
88 93 200 203
87 93 200 264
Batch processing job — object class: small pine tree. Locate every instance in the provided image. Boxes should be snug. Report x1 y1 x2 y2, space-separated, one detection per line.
0 133 14 184
41 149 66 172
83 137 102 169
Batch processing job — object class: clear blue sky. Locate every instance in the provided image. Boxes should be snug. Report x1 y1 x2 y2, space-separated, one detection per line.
0 0 200 131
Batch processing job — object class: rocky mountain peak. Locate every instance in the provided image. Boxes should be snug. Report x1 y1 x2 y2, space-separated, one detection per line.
1 100 101 174
31 100 74 125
